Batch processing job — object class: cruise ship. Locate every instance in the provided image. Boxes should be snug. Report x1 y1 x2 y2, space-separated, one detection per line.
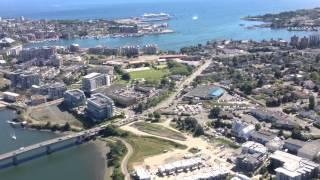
140 13 171 22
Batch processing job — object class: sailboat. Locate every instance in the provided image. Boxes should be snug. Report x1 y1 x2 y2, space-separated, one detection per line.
10 131 17 140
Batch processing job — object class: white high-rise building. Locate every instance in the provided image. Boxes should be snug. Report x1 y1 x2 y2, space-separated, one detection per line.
82 72 111 93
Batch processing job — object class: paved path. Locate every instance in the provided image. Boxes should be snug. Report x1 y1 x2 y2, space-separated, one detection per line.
116 138 133 180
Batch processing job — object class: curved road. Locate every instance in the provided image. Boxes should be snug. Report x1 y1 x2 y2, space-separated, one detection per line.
116 138 133 180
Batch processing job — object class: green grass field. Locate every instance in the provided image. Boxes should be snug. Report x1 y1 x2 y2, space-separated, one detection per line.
132 122 186 141
213 137 240 149
129 68 169 82
124 134 187 169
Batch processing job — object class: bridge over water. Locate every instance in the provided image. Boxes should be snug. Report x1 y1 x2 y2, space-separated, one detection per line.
0 125 106 169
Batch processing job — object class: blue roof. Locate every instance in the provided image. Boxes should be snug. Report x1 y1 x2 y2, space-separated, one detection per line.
209 87 224 97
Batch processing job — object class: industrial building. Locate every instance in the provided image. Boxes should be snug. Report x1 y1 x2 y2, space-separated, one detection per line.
270 151 320 180
87 93 114 121
183 85 224 101
82 72 111 93
63 89 86 108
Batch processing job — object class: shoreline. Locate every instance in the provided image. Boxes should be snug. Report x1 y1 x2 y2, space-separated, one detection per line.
24 30 175 47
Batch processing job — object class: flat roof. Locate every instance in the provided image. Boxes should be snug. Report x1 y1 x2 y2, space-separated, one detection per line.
66 89 85 97
3 92 20 97
83 72 101 79
88 93 113 107
185 85 223 99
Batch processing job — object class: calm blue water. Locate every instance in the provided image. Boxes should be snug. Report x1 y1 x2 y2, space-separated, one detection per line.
0 109 106 180
1 0 320 50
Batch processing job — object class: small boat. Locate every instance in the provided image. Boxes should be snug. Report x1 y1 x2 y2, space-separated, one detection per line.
7 120 19 126
10 131 17 140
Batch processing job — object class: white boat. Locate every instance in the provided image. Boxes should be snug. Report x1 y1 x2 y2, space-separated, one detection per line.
142 13 170 18
10 131 17 140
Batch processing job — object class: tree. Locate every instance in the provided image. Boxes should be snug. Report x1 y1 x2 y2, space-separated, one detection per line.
153 112 161 119
309 95 316 110
209 107 221 119
62 122 71 131
292 127 303 140
121 73 131 81
240 83 253 95
316 54 320 63
257 78 264 88
274 71 282 79
193 124 204 137
255 124 262 131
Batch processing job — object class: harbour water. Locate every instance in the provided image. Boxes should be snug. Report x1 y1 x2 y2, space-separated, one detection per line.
0 109 107 180
1 0 320 50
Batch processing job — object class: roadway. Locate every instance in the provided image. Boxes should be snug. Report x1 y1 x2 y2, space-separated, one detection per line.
145 59 212 114
116 138 133 180
0 125 106 162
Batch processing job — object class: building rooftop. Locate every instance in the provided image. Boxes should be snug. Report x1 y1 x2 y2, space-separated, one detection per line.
242 141 267 154
185 85 224 99
271 150 319 177
88 93 114 107
65 89 85 98
3 91 20 97
83 72 101 79
135 169 150 180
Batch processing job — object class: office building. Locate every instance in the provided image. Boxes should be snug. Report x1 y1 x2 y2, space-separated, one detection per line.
47 82 66 100
82 73 111 93
63 89 86 108
87 93 114 121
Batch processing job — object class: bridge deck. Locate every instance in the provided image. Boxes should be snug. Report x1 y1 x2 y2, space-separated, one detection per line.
0 126 105 161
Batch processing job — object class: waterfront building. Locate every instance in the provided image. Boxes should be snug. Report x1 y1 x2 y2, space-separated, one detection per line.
108 25 138 34
63 89 86 108
142 44 159 55
119 45 139 57
87 93 114 121
82 72 111 93
70 44 80 52
7 70 40 89
0 38 15 48
3 92 23 103
47 82 66 100
30 95 47 106
0 45 22 57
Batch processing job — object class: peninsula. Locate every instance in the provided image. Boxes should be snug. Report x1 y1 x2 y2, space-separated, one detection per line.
243 7 320 31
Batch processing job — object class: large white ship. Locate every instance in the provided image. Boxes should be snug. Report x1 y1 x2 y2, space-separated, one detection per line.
140 13 171 22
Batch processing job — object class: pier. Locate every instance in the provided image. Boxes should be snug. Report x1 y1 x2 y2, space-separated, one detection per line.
0 125 106 169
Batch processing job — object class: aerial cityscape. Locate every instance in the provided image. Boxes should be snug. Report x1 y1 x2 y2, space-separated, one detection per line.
2 0 320 180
